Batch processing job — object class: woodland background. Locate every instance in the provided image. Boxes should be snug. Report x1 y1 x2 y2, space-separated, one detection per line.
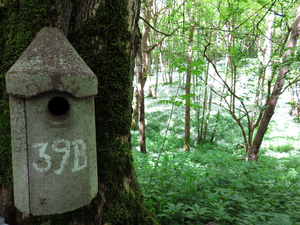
131 0 300 224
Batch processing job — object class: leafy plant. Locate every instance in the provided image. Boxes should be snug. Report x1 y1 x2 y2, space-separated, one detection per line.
269 143 294 153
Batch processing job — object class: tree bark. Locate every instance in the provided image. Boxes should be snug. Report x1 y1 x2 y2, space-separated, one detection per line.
160 43 166 84
203 55 216 143
247 4 300 161
138 43 147 153
0 0 157 224
148 53 153 97
200 61 209 143
210 25 230 143
154 53 159 99
290 81 300 117
184 14 195 152
131 87 139 130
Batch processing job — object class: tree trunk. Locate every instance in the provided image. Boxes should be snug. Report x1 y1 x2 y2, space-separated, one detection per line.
131 87 139 130
203 71 214 143
290 82 300 117
210 83 226 143
137 43 147 154
168 41 173 84
184 14 195 152
0 0 157 224
178 29 182 89
169 64 173 84
179 72 182 89
148 53 153 97
211 25 231 143
154 54 159 99
204 41 217 143
200 62 209 143
160 43 166 84
247 4 300 161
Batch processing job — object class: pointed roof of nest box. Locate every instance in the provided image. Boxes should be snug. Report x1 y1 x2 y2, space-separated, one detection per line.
6 27 98 98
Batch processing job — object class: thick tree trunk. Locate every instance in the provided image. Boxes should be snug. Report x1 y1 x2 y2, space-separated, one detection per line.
0 0 157 224
247 4 300 161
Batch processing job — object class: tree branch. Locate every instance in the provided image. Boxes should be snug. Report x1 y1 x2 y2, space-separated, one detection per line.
146 27 179 53
139 16 177 36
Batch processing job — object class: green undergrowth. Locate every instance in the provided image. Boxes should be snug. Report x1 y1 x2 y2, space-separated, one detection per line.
133 149 300 224
269 143 295 153
131 108 242 153
131 69 300 224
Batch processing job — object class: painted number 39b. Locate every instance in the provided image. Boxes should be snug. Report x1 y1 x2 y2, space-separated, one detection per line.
32 139 87 175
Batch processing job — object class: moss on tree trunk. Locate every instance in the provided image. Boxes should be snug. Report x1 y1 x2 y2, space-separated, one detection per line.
0 0 158 224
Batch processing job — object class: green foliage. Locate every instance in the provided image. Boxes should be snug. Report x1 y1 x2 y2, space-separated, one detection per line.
131 65 300 225
158 93 202 108
269 143 294 153
133 149 300 224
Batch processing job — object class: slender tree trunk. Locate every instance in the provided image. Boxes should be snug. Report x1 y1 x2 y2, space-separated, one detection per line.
204 34 218 143
203 70 215 143
138 43 146 154
197 81 202 145
247 4 300 161
210 85 225 143
168 41 173 84
290 81 300 117
148 52 153 97
131 87 139 130
184 14 194 152
169 65 173 84
249 13 274 142
178 29 182 89
200 62 209 143
179 72 182 88
197 100 200 143
160 45 165 84
193 70 196 109
154 53 159 99
138 0 153 155
211 25 231 143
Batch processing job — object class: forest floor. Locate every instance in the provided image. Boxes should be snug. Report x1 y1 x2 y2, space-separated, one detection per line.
131 71 300 225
